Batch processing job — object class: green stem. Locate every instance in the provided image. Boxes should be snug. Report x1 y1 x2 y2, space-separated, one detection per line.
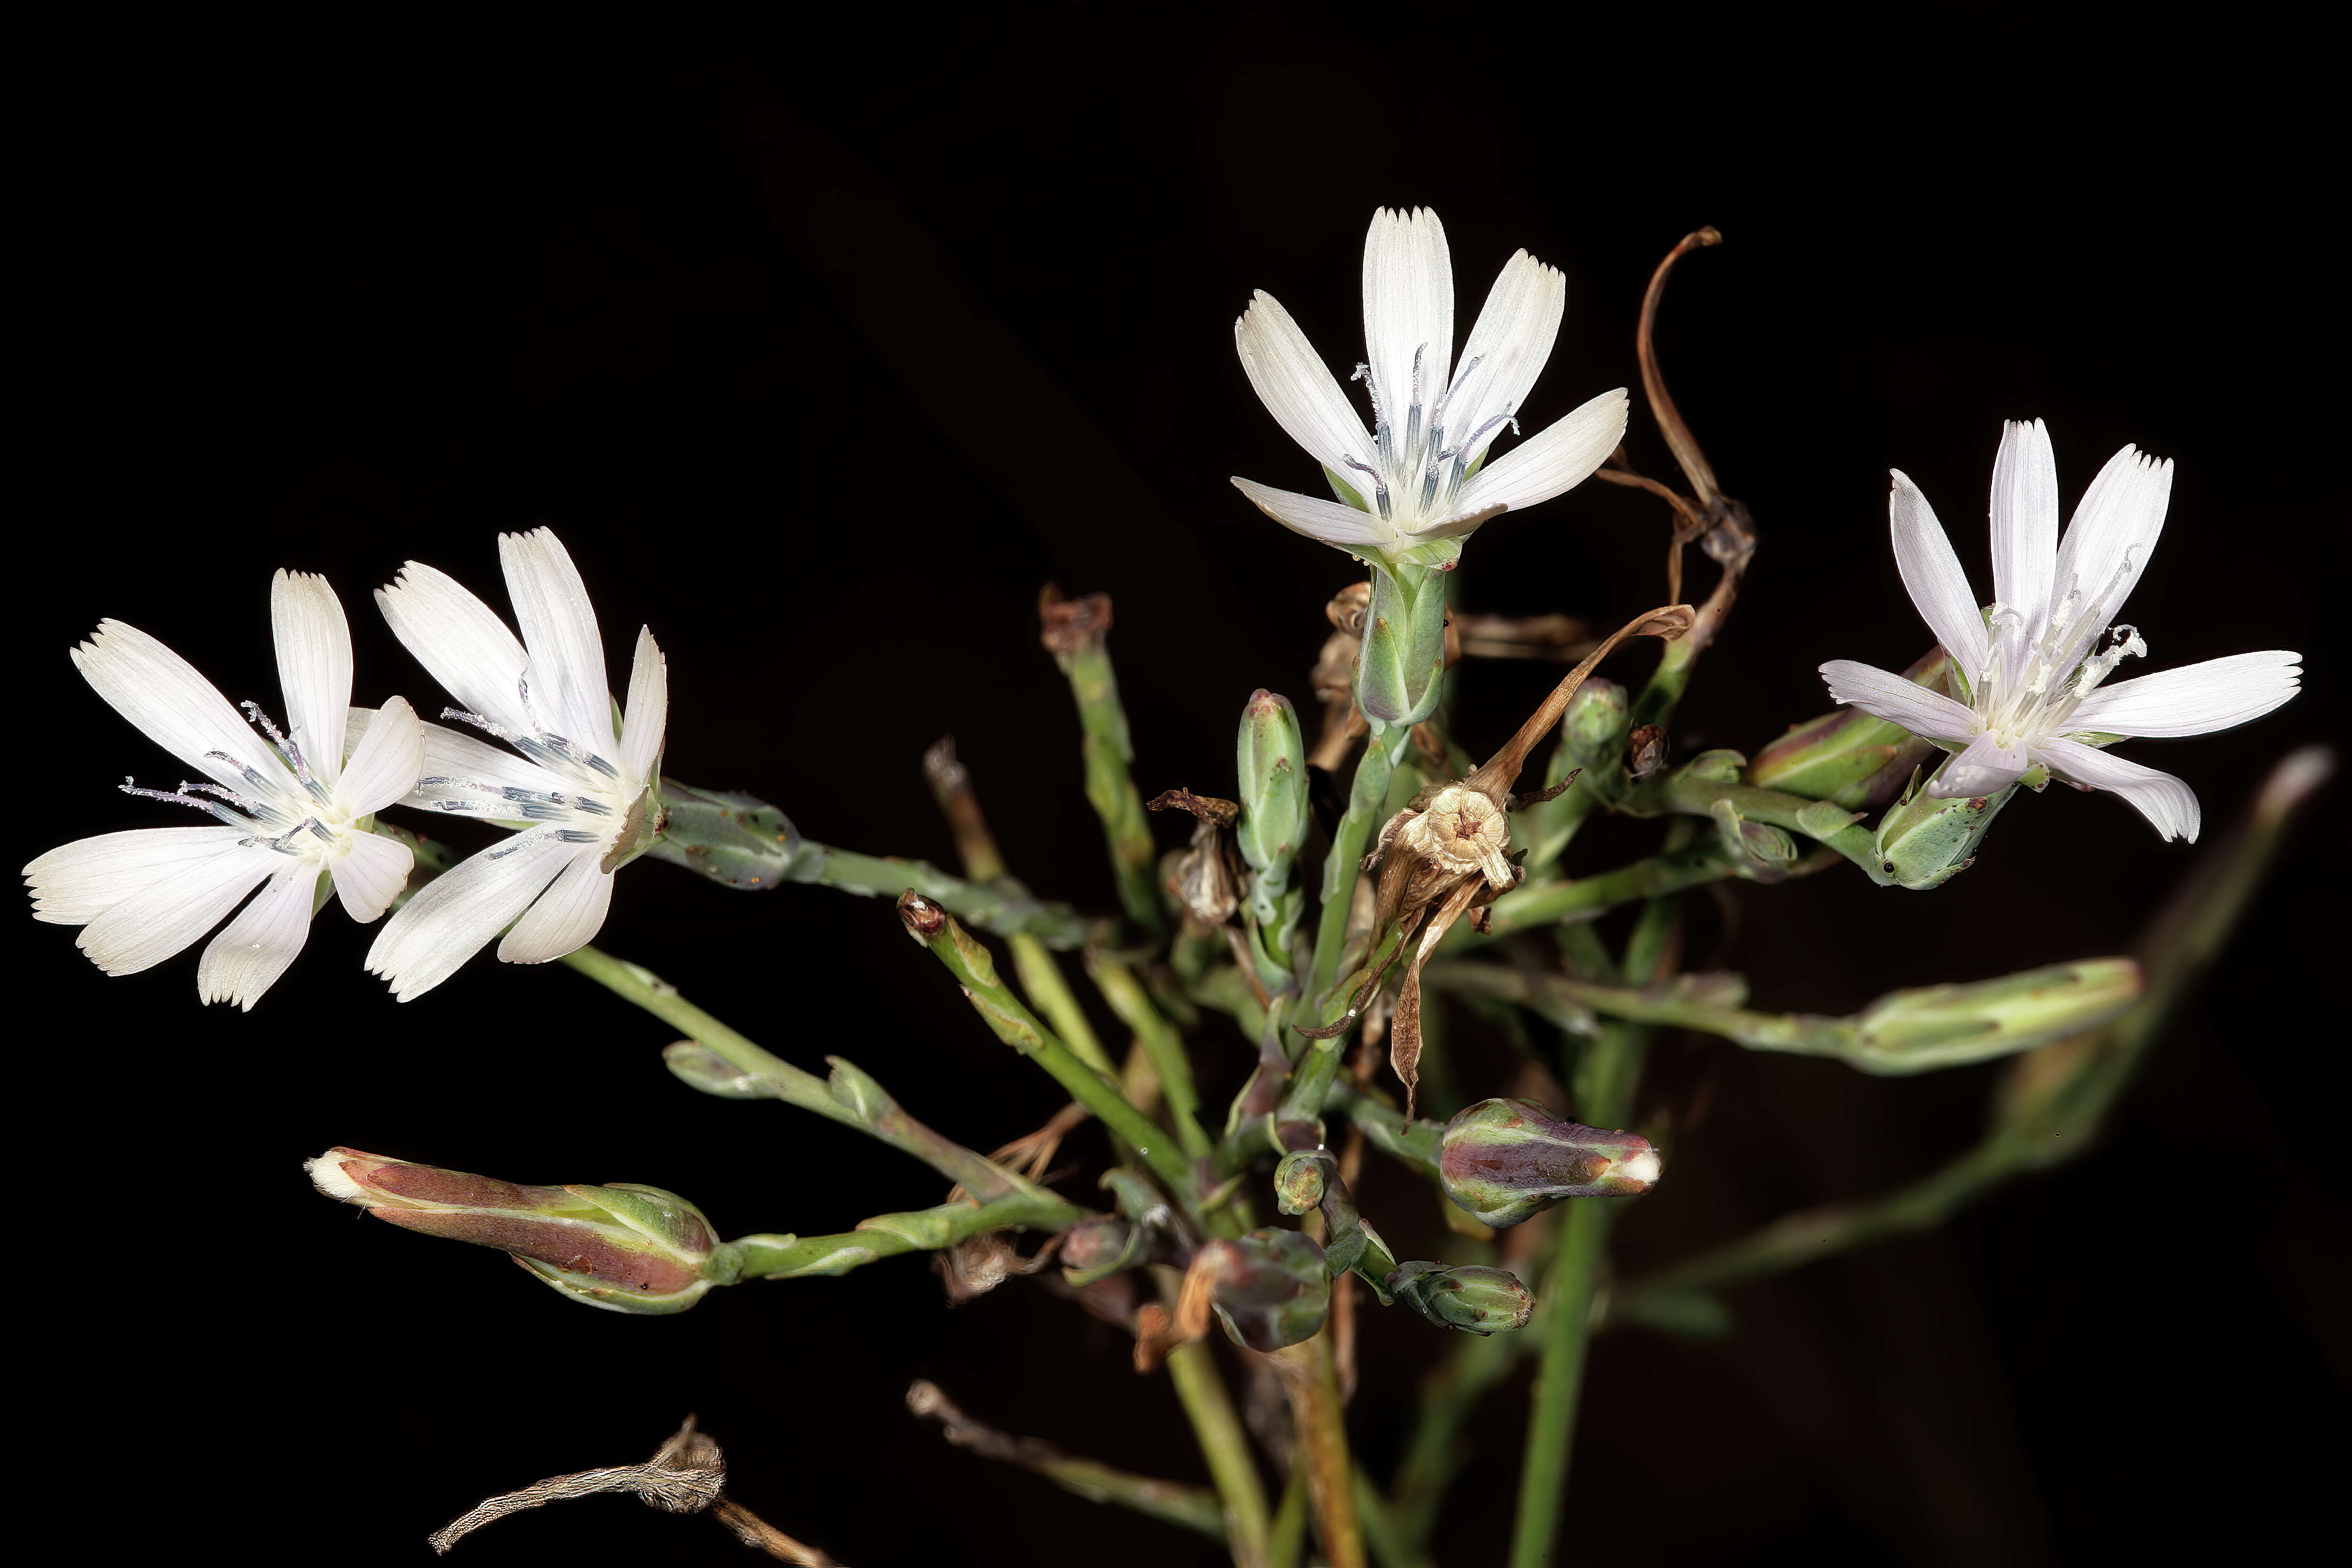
1610 1138 2021 1317
733 1192 1086 1278
1324 1083 1442 1181
1353 1465 1424 1568
1483 841 1841 937
1619 773 1888 879
1278 923 1409 1134
1394 1328 1518 1552
1164 1340 1274 1567
561 945 1044 1201
1307 725 1409 1011
1274 1337 1364 1568
779 840 1103 947
1266 1465 1310 1568
1050 624 1164 933
1509 898 1672 1568
1088 949 1214 1159
905 904 1195 1192
1011 936 1118 1077
907 1379 1229 1542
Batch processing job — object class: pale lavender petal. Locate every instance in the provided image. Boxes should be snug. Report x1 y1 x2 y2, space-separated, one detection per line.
366 831 577 1001
346 708 565 810
498 850 615 964
1230 477 1394 548
197 863 319 1010
2067 650 2302 738
376 560 534 737
1929 733 2028 798
1819 659 1979 742
70 621 294 795
2036 736 2202 842
2050 445 2172 666
330 829 416 924
270 570 354 790
618 627 668 784
1233 290 1374 476
1361 208 1453 438
74 838 279 976
336 697 425 817
1450 388 1627 520
1887 471 1991 687
498 529 617 760
24 826 255 925
1987 419 2058 682
1446 249 1566 468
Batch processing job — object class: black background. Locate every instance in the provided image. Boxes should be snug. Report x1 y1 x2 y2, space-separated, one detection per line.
26 8 2347 1565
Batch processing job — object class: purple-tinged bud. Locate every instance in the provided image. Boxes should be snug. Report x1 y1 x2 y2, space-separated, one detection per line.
896 889 948 944
1387 1261 1535 1334
1438 1098 1661 1227
1198 1228 1330 1352
1059 1216 1143 1287
1750 645 1955 809
306 1147 739 1315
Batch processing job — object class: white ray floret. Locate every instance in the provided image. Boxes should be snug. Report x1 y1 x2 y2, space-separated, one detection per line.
363 528 667 1001
23 571 425 1009
1231 207 1629 565
1821 419 2301 842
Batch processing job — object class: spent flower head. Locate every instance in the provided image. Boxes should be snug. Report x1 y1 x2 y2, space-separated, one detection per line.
362 529 668 999
1822 420 2300 842
1233 207 1628 568
24 571 423 1008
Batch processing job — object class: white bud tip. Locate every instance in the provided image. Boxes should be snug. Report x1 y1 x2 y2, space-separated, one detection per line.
304 1151 367 1202
1619 1150 1662 1186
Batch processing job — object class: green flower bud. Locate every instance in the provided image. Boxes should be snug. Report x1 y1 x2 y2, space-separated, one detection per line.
1386 1261 1535 1335
1677 748 1747 785
1199 1228 1330 1352
1235 690 1310 875
1846 957 2142 1073
1273 1149 1331 1217
307 1147 739 1315
1562 677 1631 760
1439 1098 1661 1227
1354 563 1449 727
1871 760 2024 890
643 780 799 890
1749 647 1954 809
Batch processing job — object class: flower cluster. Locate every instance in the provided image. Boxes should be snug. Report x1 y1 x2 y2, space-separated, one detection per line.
25 529 664 1007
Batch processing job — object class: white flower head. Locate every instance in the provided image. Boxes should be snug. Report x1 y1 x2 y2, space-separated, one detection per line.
24 572 425 1009
1231 207 1629 568
364 528 667 1000
1821 419 2302 843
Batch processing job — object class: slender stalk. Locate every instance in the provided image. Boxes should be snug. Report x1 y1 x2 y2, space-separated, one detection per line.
780 840 1102 947
1619 773 1888 880
561 945 1045 1200
1271 1337 1364 1568
907 1379 1228 1542
1163 1340 1274 1567
1615 745 2334 1317
899 896 1196 1192
1307 725 1409 1011
1508 897 1673 1568
1266 1466 1310 1568
1353 1466 1425 1568
1611 1138 2020 1316
1394 1328 1518 1550
1011 939 1118 1077
1089 948 1214 1159
1041 590 1165 933
1484 841 1843 937
1324 1082 1442 1181
733 1192 1085 1278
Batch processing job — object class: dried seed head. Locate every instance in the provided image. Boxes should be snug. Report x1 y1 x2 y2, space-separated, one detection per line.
1396 782 1516 891
1037 585 1114 658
